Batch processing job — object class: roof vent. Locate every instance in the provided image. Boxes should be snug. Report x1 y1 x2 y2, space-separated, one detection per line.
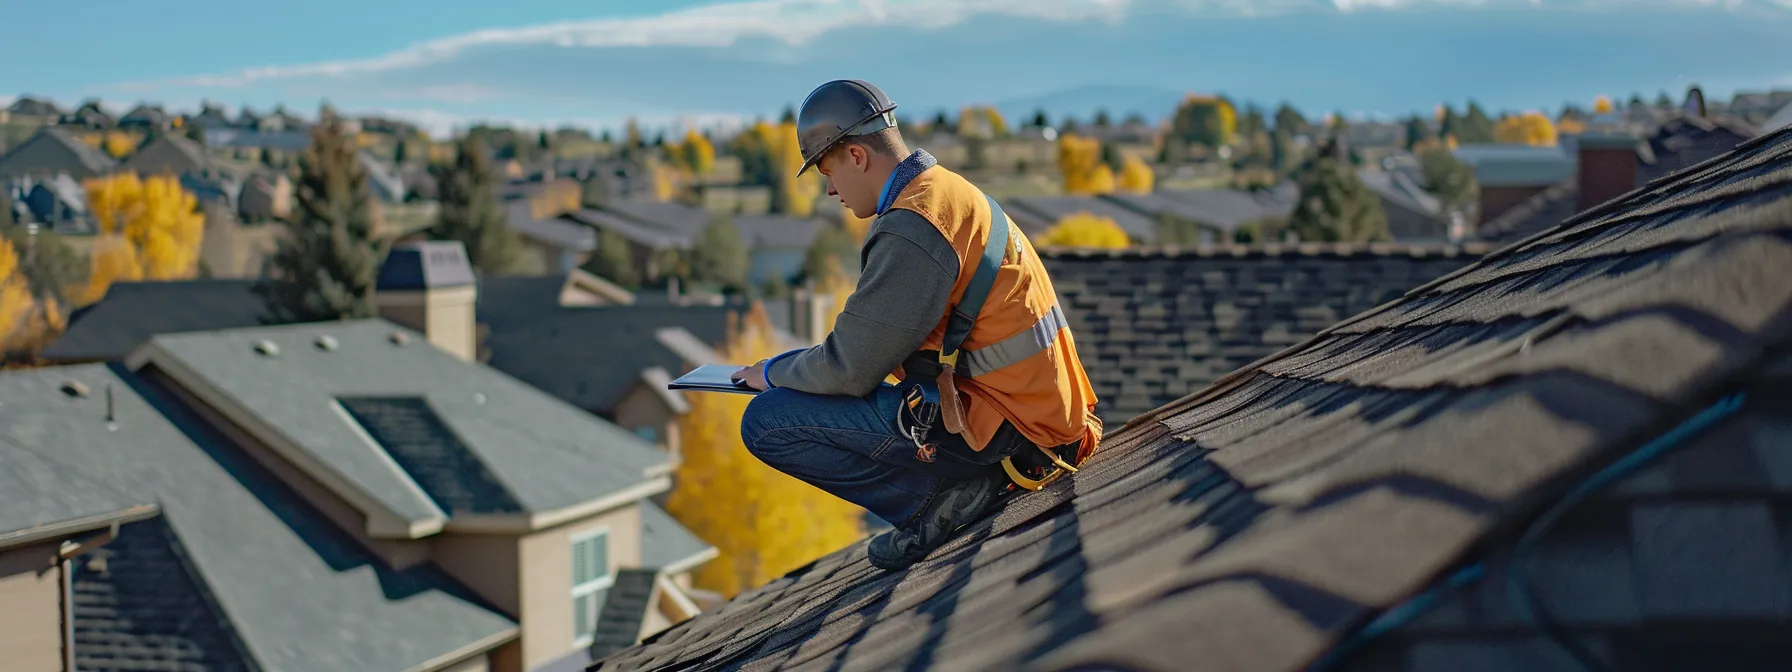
315 334 339 351
60 380 89 398
389 331 411 345
254 340 280 356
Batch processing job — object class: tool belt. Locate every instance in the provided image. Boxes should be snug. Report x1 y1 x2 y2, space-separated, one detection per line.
894 374 1084 491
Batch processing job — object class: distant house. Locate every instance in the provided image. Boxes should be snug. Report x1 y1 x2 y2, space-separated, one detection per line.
1102 185 1300 243
7 241 719 670
734 213 822 286
238 172 293 221
1450 143 1574 223
509 201 599 274
18 174 92 232
0 127 118 179
119 133 210 176
115 104 170 132
1006 194 1160 241
4 95 65 122
58 101 114 131
1355 168 1452 242
185 103 235 132
359 151 407 204
1766 101 1792 133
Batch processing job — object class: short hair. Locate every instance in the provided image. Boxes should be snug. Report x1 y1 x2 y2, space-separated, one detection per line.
841 126 908 159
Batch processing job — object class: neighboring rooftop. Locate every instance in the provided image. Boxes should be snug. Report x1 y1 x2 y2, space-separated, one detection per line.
0 439 159 551
593 126 1792 672
44 280 272 362
0 126 119 178
1451 143 1574 187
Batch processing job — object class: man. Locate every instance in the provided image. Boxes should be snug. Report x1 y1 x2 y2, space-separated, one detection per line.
732 80 1102 570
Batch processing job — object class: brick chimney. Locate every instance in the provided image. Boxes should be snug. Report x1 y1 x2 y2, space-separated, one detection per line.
375 240 478 361
1576 131 1642 213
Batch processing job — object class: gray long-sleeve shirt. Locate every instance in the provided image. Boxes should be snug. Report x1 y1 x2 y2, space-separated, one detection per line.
764 208 960 396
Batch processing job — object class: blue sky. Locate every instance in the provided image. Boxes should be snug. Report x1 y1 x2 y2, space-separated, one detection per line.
4 0 1789 137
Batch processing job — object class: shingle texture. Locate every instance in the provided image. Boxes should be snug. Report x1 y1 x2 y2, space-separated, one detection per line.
641 501 715 571
590 569 663 659
0 364 515 671
337 396 525 515
0 437 153 543
42 280 266 362
1043 244 1489 425
592 126 1792 672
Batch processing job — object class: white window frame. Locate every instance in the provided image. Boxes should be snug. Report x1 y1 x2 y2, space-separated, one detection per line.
570 527 614 648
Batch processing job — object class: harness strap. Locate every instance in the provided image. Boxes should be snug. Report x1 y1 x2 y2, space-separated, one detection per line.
939 195 1012 370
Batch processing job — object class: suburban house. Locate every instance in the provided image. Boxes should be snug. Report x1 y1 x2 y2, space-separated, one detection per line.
114 104 171 132
733 213 822 286
58 102 114 131
1355 168 1455 241
1105 184 1302 243
1451 142 1575 223
0 241 718 671
590 119 1792 672
0 442 160 672
565 199 826 287
42 243 739 465
4 96 66 124
0 127 118 180
1005 194 1160 241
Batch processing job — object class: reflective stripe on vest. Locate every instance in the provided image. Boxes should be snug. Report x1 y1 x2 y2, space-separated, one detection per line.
959 304 1069 378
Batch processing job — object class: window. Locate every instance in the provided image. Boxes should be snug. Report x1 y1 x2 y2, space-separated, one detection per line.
634 426 659 444
571 528 612 646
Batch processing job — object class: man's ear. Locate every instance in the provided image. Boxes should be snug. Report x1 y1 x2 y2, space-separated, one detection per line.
851 144 873 171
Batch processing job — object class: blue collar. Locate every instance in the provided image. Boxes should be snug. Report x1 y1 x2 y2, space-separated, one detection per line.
874 149 937 216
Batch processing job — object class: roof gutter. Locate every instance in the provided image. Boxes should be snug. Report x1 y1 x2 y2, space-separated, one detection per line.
0 503 160 554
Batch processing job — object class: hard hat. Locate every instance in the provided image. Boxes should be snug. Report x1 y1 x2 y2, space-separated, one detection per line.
794 80 898 177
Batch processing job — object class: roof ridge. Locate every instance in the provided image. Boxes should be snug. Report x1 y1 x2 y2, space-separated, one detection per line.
1036 242 1494 260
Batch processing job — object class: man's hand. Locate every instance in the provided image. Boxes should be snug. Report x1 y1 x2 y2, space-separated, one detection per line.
732 359 771 391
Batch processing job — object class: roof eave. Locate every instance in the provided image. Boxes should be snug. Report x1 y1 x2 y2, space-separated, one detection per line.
0 503 162 553
444 475 671 534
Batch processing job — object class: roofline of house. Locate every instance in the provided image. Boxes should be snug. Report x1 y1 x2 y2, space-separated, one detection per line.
659 545 721 577
1037 241 1494 260
400 624 521 672
124 341 451 540
0 503 162 553
444 475 672 535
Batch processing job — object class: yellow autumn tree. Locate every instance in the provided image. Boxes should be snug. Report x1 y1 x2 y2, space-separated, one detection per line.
80 173 205 303
665 304 865 597
1037 212 1130 249
956 105 1008 138
1057 133 1114 196
1493 112 1558 147
771 121 820 217
1118 155 1154 194
1593 95 1614 115
649 159 680 203
0 237 34 346
670 129 716 177
102 132 137 159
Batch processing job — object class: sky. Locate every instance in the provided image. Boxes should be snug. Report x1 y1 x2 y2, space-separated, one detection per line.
3 0 1789 137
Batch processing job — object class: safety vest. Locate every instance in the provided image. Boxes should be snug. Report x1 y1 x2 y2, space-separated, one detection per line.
887 165 1103 457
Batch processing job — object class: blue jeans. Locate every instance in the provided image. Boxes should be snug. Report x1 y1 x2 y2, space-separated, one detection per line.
740 383 1005 529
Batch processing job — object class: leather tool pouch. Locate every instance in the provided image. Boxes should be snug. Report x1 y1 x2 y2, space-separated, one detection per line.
897 380 941 454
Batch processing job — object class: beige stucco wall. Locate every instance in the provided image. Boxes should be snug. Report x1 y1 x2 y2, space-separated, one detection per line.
515 503 643 670
374 286 478 362
0 541 66 672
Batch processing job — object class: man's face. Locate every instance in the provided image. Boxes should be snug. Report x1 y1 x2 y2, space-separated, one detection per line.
818 144 877 219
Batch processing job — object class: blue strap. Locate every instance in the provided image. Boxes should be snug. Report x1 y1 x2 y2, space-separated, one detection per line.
942 195 1011 360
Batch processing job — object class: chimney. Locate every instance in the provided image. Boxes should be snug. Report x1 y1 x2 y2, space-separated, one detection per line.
374 240 479 361
1575 130 1642 214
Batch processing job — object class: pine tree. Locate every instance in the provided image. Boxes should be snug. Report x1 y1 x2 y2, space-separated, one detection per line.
802 223 857 284
1417 147 1478 210
1460 101 1496 143
1287 135 1389 243
689 215 749 291
1440 105 1461 141
1274 103 1306 135
429 136 530 274
393 139 408 165
1404 115 1433 150
253 107 389 323
1094 109 1112 128
581 229 639 288
780 105 796 124
931 110 950 132
1030 109 1049 129
1270 128 1300 176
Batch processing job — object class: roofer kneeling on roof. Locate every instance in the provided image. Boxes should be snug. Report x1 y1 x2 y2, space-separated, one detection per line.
731 80 1104 571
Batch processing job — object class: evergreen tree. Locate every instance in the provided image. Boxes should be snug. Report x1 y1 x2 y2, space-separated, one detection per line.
1270 128 1300 176
1273 103 1306 135
1094 108 1112 128
1460 101 1496 143
260 148 277 169
802 223 858 283
1417 147 1478 211
1098 142 1124 173
253 107 390 323
538 130 551 151
1030 109 1049 128
428 136 531 274
1060 117 1080 135
780 105 797 124
1238 105 1268 137
650 246 689 284
1404 115 1433 150
601 129 613 144
393 139 409 165
1287 136 1389 243
689 215 749 291
931 110 951 132
3 223 83 306
184 123 207 147
1439 105 1462 141
1655 90 1673 108
1628 93 1646 109
581 229 639 288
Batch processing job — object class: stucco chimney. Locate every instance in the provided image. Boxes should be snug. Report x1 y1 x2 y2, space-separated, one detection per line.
374 240 479 361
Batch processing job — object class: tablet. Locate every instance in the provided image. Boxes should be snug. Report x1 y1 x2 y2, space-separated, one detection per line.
667 364 761 395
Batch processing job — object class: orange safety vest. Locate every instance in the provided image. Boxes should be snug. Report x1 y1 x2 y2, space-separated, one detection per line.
887 165 1103 461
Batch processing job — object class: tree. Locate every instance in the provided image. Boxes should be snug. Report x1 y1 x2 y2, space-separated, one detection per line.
768 121 819 217
429 136 532 274
1030 109 1049 129
1274 103 1307 135
1459 101 1496 143
666 303 865 597
1154 215 1205 246
1438 104 1462 142
1170 95 1237 149
779 105 796 124
802 223 857 284
689 215 749 291
956 106 1007 138
581 229 639 288
1093 108 1112 128
670 129 717 177
1493 112 1558 146
1118 155 1154 194
1036 213 1129 249
0 235 42 354
1404 115 1433 150
253 108 389 323
1592 95 1614 115
728 121 778 187
1270 128 1300 176
1416 145 1478 211
1287 138 1389 243
80 173 206 303
2 222 84 308
538 130 551 151
1655 90 1673 108
393 139 409 165
184 123 206 147
931 110 951 133
1237 104 1267 137
650 247 689 284
1057 134 1113 196
101 132 135 159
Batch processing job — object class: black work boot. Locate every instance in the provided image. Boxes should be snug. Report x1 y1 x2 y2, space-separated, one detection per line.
867 472 1007 571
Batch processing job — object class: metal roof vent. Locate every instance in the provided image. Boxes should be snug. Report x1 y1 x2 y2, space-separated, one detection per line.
389 331 411 345
315 334 339 351
60 380 89 398
254 340 280 356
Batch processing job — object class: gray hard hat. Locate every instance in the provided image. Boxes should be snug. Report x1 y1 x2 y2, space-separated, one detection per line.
794 79 898 177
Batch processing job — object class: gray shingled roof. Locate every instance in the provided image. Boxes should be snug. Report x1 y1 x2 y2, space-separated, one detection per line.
1475 180 1581 246
481 305 731 415
1452 144 1574 187
1045 244 1489 425
591 126 1792 672
0 438 158 549
44 280 269 362
733 213 821 250
508 202 600 251
0 127 119 178
136 319 670 524
1006 195 1159 240
0 364 515 670
73 518 257 671
1154 184 1301 230
641 501 715 572
564 208 688 249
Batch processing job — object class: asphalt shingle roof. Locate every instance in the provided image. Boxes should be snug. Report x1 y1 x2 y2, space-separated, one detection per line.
0 127 120 178
1044 243 1489 425
481 305 731 415
44 280 269 362
72 518 256 671
0 438 157 548
1452 144 1574 188
1006 195 1160 240
1106 185 1299 233
641 501 715 572
138 319 669 524
591 125 1792 672
0 363 515 671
